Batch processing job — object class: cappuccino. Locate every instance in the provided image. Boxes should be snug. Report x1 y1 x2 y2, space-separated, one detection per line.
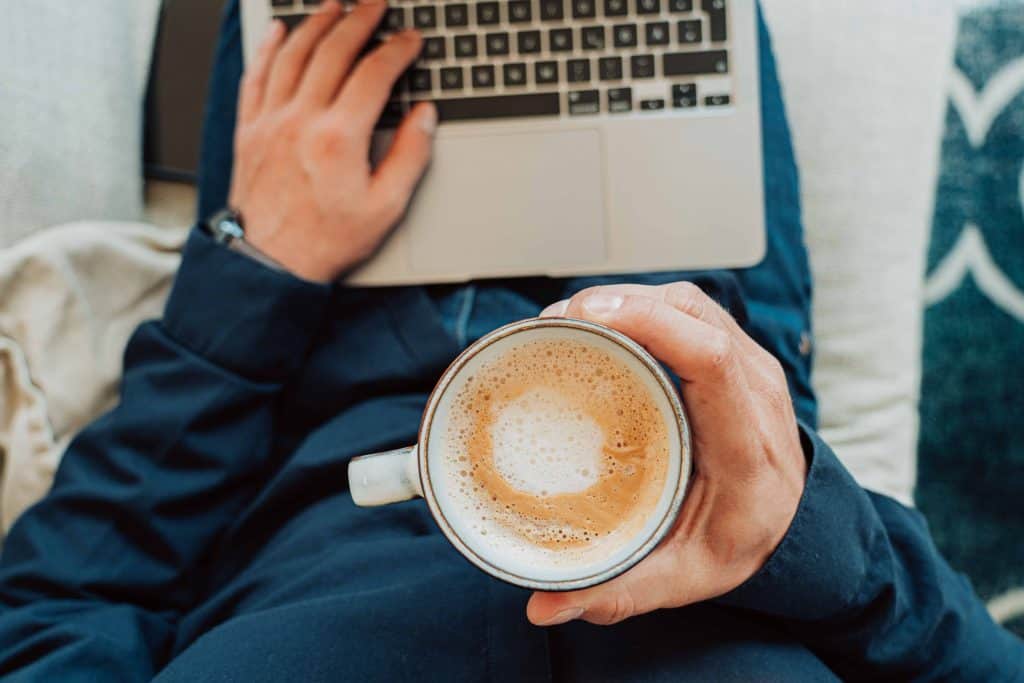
434 335 672 578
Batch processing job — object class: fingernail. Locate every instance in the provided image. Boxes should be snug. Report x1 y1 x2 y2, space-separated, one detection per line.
540 300 569 318
583 294 623 316
418 102 437 134
539 607 584 626
265 20 284 42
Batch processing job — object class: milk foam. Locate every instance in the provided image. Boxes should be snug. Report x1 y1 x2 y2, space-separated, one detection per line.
438 336 671 572
490 387 604 496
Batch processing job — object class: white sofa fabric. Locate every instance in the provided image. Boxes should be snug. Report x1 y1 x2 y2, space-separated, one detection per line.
761 1 957 504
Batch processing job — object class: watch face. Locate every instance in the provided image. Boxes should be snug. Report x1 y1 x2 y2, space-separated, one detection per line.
216 218 244 240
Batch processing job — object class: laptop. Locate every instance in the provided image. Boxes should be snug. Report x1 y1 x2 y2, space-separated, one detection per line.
242 0 764 286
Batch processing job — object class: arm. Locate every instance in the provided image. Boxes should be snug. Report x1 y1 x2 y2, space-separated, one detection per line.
527 283 1023 682
0 229 330 680
721 427 1023 681
0 3 436 677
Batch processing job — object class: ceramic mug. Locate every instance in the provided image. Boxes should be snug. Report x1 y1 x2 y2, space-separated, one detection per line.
348 317 692 591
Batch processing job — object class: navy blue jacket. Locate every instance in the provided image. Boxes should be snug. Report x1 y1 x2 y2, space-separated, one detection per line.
0 229 1021 681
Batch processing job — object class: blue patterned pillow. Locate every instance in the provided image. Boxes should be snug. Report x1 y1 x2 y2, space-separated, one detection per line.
918 2 1024 637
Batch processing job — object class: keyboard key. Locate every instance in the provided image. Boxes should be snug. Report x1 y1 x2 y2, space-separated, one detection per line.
409 68 433 93
607 87 632 112
701 0 728 42
454 34 478 58
582 26 605 50
444 3 469 27
441 66 464 90
518 30 543 54
486 32 510 56
535 60 560 84
383 8 405 31
509 0 533 22
630 54 655 78
434 93 561 121
640 98 665 110
472 64 496 88
477 1 501 24
604 0 628 17
412 6 437 28
503 62 528 86
613 24 637 48
672 83 696 107
646 21 669 45
637 0 660 14
677 19 701 43
663 50 728 76
540 0 565 21
278 14 308 32
668 0 692 11
422 36 446 59
568 89 600 115
598 56 623 80
549 28 574 52
573 0 597 18
705 94 730 106
567 58 591 82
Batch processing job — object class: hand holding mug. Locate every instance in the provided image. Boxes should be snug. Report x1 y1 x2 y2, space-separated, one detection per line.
527 282 808 627
229 0 437 283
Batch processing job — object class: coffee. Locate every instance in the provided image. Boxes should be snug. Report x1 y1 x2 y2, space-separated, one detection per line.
439 337 671 570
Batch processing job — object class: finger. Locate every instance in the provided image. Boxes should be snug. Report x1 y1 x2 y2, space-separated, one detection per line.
526 542 693 626
540 300 570 317
264 1 345 109
238 19 286 124
561 292 739 387
368 101 438 224
295 0 388 106
564 283 767 367
331 29 423 135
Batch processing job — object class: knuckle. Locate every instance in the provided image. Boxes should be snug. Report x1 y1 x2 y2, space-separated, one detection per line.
600 590 637 625
703 329 733 374
666 281 709 321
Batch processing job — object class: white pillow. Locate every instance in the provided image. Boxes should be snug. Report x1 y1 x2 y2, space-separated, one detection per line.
760 1 957 504
0 1 161 246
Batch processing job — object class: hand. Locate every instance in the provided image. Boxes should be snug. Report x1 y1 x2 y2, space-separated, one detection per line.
228 1 437 282
527 283 808 627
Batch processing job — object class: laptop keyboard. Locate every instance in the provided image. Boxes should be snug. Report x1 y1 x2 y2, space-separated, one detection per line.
270 0 732 125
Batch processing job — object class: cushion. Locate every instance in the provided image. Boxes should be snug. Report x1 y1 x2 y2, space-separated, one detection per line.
0 1 161 246
761 1 957 505
918 1 1024 636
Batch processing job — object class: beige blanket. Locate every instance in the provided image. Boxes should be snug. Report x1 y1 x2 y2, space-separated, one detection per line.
0 222 186 532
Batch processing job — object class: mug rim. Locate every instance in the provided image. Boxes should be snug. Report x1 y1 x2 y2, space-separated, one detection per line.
417 317 693 592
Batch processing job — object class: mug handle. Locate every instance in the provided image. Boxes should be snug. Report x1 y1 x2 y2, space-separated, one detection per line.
348 446 423 507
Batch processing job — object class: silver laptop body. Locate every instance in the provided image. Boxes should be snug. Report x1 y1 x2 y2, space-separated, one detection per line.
241 0 764 285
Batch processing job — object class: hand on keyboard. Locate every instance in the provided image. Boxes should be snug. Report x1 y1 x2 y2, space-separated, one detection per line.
229 0 437 282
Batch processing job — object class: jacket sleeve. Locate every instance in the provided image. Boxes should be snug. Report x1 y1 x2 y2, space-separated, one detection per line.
0 228 331 681
719 425 1024 682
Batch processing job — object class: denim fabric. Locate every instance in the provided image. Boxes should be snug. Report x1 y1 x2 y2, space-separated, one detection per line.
197 0 817 427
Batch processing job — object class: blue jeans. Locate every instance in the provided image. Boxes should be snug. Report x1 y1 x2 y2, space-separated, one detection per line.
197 0 816 427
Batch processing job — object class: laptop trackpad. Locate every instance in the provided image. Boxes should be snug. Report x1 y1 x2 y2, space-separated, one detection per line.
406 128 607 279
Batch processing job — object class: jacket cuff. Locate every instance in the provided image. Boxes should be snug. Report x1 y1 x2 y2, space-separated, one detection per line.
162 226 331 383
717 423 883 621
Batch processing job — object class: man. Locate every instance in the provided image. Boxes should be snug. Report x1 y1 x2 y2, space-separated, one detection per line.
1 1 1021 680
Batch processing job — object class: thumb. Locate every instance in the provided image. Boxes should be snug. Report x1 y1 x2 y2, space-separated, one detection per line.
526 548 685 627
370 101 437 219
527 583 637 627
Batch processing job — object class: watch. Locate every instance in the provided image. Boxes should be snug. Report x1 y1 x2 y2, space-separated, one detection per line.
205 208 287 273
